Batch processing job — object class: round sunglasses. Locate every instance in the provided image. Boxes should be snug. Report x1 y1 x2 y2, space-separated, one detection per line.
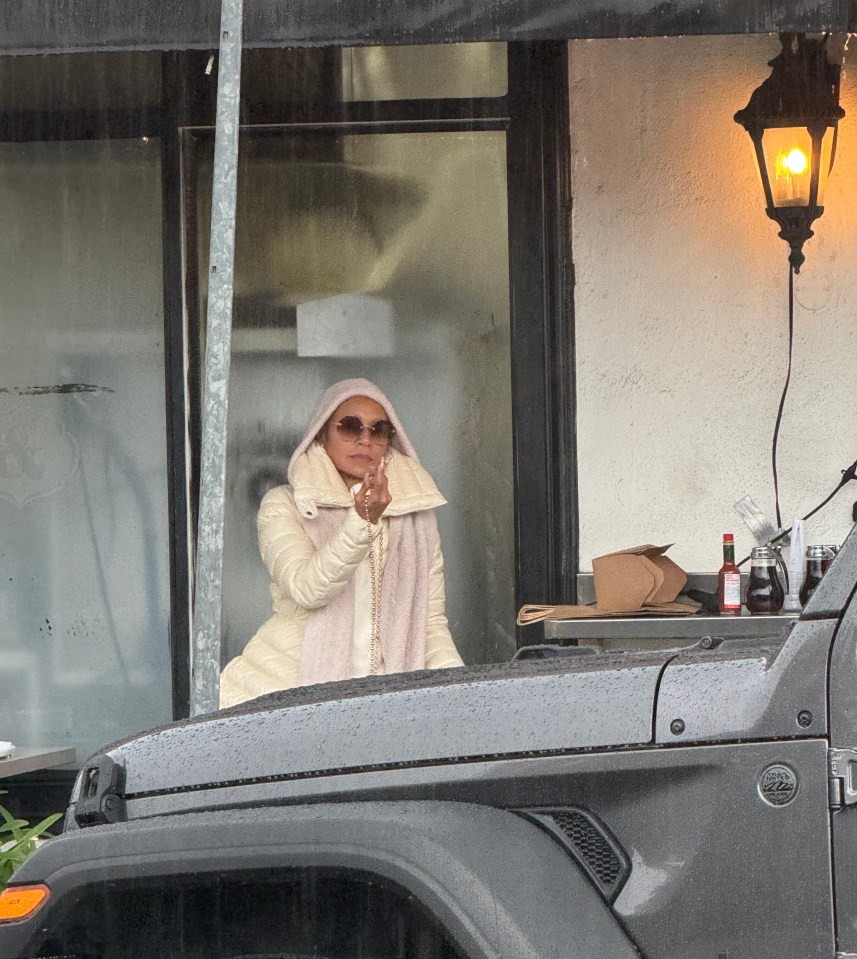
334 415 396 445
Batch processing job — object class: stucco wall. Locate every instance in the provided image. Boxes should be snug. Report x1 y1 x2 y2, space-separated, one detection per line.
570 35 857 573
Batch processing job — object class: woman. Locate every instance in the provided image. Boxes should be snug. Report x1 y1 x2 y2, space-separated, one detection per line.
220 377 464 707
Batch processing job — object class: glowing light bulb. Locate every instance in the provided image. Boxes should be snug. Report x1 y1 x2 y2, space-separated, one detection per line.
781 148 808 175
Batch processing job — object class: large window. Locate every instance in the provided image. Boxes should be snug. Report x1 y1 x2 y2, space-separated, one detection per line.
0 39 568 773
186 44 518 670
0 137 171 761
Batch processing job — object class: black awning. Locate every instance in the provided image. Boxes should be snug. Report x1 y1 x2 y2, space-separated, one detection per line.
3 0 855 54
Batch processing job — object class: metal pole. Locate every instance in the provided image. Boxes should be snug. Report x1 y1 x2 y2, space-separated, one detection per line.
191 0 243 716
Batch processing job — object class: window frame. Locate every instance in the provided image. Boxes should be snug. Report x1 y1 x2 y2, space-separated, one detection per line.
170 41 576 712
0 41 576 734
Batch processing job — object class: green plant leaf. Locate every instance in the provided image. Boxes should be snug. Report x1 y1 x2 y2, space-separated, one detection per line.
0 804 22 825
7 818 61 850
30 813 62 835
0 804 27 842
0 802 63 894
0 819 29 834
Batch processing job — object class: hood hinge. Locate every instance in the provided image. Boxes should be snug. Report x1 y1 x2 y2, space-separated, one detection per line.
74 754 126 827
828 748 857 809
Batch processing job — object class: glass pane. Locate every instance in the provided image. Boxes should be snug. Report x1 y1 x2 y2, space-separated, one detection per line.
761 126 814 206
0 139 171 761
239 43 506 115
33 869 465 958
0 52 161 113
192 128 515 674
817 125 836 206
341 42 507 100
241 48 344 109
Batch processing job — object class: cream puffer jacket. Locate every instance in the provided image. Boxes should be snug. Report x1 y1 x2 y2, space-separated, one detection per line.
219 444 463 708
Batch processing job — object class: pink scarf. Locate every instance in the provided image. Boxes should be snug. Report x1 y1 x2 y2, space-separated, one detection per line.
296 506 439 685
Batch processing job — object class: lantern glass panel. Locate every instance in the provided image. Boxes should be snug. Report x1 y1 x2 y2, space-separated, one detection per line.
816 125 836 206
761 126 814 207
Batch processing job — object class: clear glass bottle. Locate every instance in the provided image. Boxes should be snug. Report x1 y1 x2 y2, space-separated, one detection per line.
718 533 742 615
745 546 785 615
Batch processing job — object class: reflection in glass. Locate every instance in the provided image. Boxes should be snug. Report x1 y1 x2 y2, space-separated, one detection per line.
0 140 171 759
341 42 507 100
191 129 514 670
0 52 161 113
238 43 507 113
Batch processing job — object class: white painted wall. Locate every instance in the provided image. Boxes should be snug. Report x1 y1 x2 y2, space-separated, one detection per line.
570 35 857 573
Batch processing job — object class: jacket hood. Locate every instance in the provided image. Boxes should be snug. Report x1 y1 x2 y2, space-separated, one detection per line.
288 377 419 485
287 378 445 518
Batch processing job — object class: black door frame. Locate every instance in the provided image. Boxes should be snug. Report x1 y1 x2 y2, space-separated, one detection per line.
169 41 577 710
507 42 577 620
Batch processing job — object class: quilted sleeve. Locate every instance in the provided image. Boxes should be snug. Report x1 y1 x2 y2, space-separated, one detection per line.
258 487 370 610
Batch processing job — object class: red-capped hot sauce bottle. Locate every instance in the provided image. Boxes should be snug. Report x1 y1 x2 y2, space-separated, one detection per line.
718 533 742 616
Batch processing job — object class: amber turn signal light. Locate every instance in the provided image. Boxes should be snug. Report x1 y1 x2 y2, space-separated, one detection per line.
0 884 50 922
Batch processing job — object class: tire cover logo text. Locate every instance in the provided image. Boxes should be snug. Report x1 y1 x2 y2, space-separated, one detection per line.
758 764 798 807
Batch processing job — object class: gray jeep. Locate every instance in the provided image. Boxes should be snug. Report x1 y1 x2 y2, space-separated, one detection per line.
2 523 857 959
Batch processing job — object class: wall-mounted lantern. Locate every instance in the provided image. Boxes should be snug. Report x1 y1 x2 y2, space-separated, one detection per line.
734 32 845 273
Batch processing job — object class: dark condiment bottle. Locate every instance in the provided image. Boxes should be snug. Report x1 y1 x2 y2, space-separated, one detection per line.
718 533 742 616
745 546 785 615
799 545 834 606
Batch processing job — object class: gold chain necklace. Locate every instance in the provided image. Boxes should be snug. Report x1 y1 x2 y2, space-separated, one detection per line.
364 492 384 674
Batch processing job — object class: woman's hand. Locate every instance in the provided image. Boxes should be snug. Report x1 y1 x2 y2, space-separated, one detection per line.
354 459 391 525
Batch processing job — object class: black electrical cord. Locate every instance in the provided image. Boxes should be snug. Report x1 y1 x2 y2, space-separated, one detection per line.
771 263 795 530
737 455 857 566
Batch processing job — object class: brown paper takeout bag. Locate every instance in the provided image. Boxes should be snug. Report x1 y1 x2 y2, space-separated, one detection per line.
591 543 687 612
517 543 696 625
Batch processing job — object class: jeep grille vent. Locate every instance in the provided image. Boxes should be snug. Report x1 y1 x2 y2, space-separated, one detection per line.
515 807 630 902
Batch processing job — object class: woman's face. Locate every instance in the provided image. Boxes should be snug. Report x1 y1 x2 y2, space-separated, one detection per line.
321 395 390 486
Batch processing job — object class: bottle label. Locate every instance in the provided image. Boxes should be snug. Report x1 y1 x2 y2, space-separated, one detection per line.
723 573 742 607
